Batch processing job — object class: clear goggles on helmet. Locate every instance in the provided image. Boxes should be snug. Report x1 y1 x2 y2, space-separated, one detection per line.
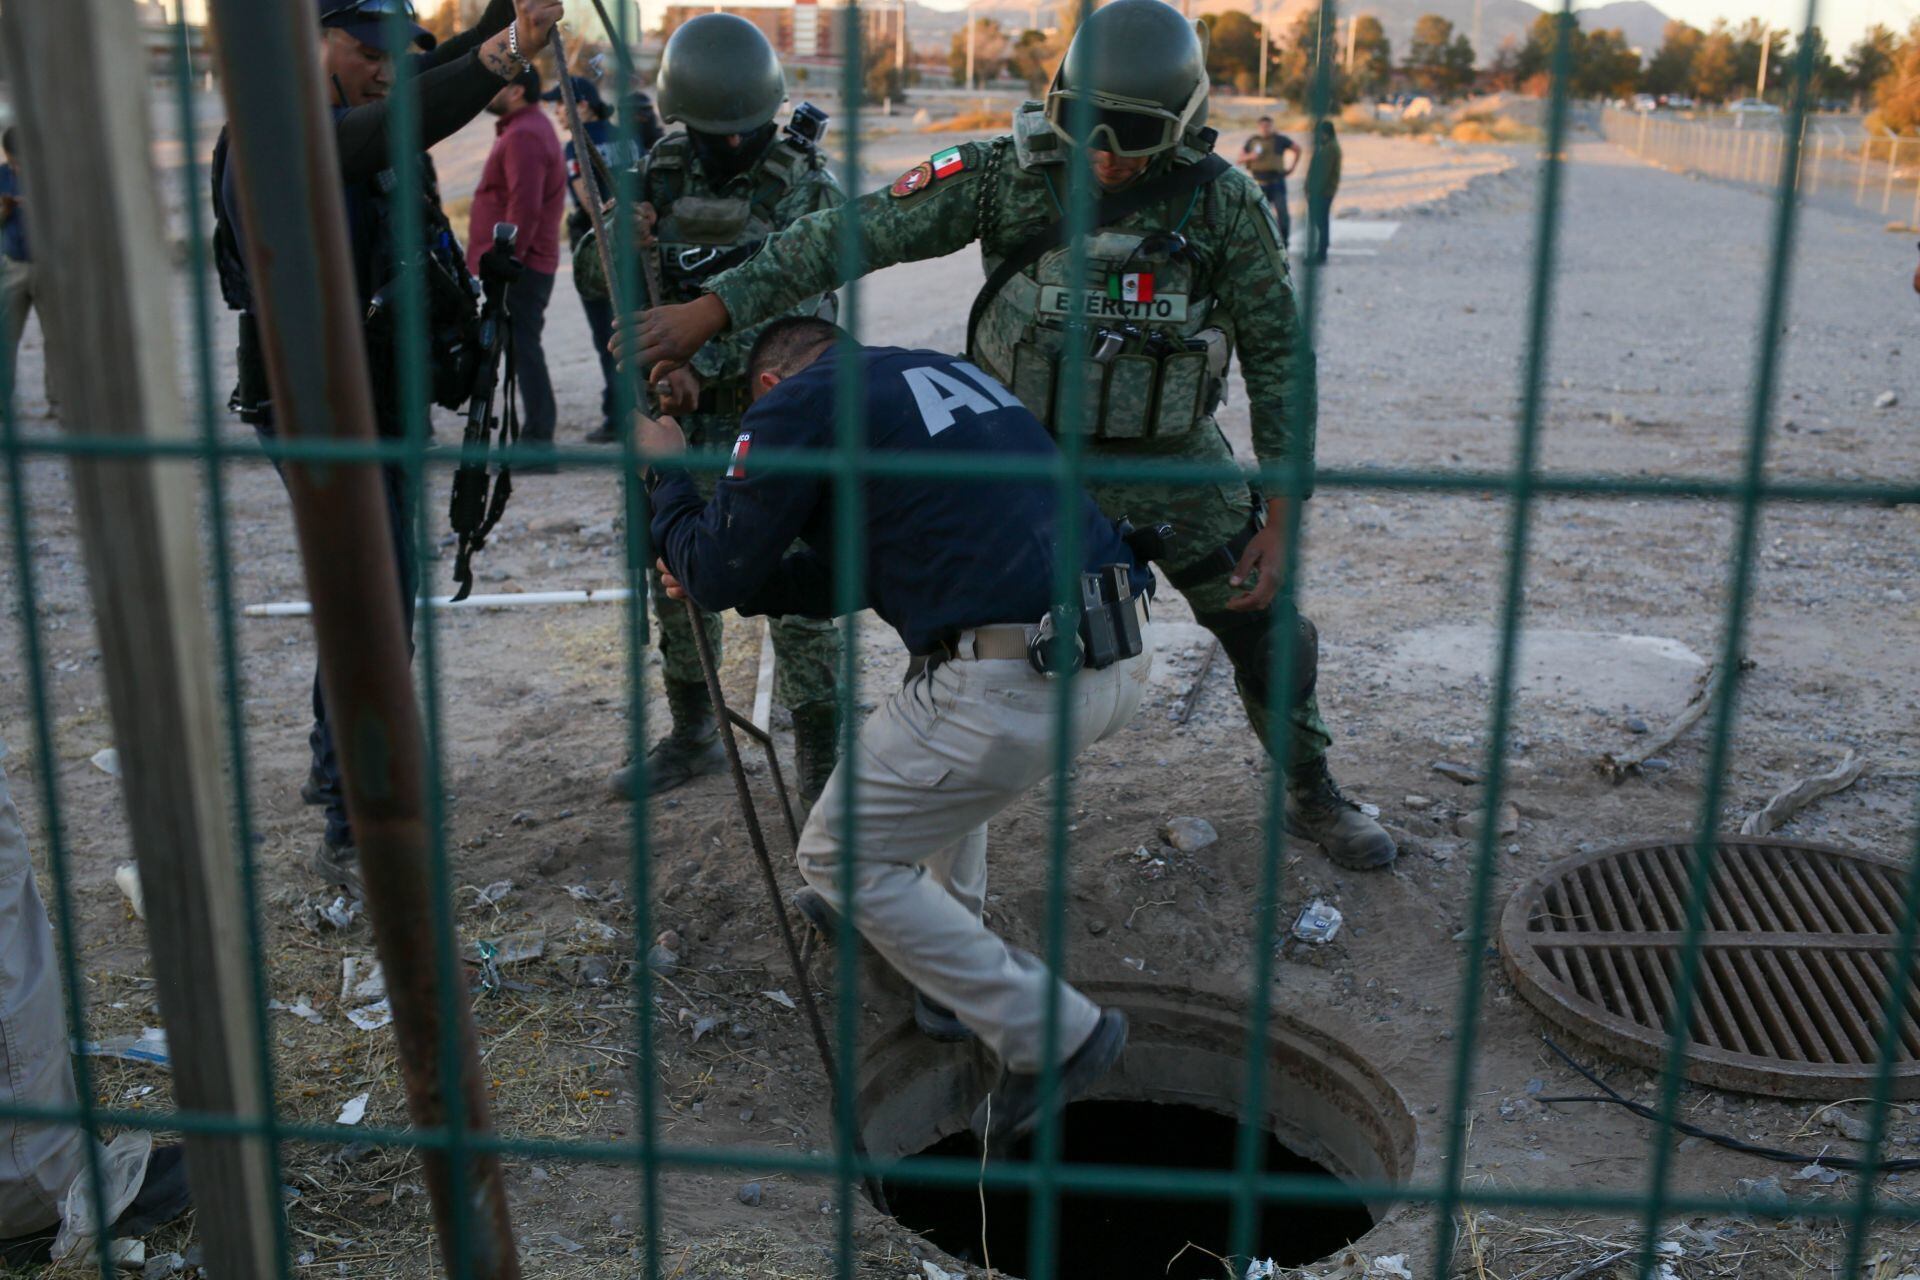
1043 78 1207 158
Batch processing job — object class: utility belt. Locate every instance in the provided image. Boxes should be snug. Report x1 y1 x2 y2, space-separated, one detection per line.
1164 502 1265 592
913 572 1150 679
1006 326 1229 441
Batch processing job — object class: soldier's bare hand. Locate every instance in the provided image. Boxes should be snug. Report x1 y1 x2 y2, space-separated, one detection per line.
657 559 687 600
634 295 730 370
636 411 687 461
655 365 702 416
1224 501 1292 613
513 0 565 50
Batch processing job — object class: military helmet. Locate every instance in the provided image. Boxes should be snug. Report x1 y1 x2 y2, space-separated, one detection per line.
656 14 787 135
1045 0 1209 157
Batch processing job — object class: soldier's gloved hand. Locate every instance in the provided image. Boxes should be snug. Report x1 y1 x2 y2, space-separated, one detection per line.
655 365 702 416
1225 498 1293 613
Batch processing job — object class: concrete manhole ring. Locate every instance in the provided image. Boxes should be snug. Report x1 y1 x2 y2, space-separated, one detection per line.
1500 836 1920 1099
856 980 1418 1276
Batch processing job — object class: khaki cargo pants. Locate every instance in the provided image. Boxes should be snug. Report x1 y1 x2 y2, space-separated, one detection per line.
797 638 1151 1073
0 746 85 1236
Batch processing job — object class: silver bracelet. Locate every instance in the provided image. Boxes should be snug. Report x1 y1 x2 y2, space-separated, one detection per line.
506 21 532 74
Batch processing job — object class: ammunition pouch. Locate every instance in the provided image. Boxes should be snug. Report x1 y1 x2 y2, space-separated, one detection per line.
1006 325 1229 441
1027 567 1149 676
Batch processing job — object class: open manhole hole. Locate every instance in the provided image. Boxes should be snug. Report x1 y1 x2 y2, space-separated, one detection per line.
1501 837 1920 1099
857 982 1415 1278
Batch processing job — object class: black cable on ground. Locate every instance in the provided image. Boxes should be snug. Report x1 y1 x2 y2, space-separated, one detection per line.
1537 1037 1920 1172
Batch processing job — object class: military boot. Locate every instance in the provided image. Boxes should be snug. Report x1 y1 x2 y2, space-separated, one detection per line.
1284 759 1397 870
790 704 839 812
610 679 726 799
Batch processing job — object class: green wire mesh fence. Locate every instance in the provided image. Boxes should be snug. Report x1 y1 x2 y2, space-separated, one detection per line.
1 0 1918 1277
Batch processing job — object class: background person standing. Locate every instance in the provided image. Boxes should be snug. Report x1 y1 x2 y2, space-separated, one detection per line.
1240 115 1298 249
0 128 57 416
1306 119 1341 266
471 64 567 471
544 75 639 444
214 0 565 894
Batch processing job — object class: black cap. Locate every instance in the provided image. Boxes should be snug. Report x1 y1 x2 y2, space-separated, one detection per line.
542 76 607 116
317 0 434 52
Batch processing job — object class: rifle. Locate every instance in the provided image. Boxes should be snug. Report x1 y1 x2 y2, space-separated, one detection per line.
448 220 521 602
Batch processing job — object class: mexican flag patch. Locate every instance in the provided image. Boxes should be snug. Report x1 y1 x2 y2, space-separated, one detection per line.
727 432 752 480
931 147 965 179
1108 272 1155 304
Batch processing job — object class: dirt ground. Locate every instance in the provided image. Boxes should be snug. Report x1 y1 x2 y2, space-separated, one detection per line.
2 98 1920 1279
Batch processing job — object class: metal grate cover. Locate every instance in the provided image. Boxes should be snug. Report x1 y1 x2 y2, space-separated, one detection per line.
1500 838 1920 1099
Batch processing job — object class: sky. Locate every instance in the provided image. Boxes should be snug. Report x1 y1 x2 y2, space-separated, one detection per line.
168 0 1910 58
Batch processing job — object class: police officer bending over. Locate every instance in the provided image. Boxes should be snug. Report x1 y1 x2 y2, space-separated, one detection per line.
642 318 1150 1143
212 0 564 894
625 0 1394 871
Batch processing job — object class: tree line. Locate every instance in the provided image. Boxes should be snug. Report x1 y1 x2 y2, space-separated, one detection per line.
950 6 1919 134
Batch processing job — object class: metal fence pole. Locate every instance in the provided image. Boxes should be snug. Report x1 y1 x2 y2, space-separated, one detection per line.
1810 134 1823 196
1884 137 1900 214
0 4 284 1274
1858 135 1872 206
1910 163 1920 229
200 2 520 1275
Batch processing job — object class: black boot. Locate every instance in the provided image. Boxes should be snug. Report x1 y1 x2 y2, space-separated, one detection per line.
1284 758 1397 870
790 704 839 812
610 679 726 799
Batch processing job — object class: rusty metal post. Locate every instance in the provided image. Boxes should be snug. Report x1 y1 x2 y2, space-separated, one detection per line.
200 3 520 1276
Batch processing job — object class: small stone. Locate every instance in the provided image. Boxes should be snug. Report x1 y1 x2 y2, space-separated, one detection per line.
1875 390 1898 410
656 929 683 953
576 957 612 988
646 944 679 974
1086 918 1109 936
737 1182 763 1207
1403 794 1433 809
730 1022 754 1041
1626 717 1650 734
1433 760 1483 785
690 1102 704 1117
739 1108 754 1123
1642 757 1674 773
1160 817 1218 853
1455 802 1519 839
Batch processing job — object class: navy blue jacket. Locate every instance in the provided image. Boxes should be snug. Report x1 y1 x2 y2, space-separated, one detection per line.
650 345 1150 656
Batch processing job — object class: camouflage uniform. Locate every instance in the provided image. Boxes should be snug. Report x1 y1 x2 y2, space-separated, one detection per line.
698 108 1333 769
577 130 843 724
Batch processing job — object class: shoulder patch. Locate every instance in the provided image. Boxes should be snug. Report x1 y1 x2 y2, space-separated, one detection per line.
891 162 934 199
727 432 752 480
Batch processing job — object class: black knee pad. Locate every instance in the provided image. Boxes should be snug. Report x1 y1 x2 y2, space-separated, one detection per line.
1195 608 1318 704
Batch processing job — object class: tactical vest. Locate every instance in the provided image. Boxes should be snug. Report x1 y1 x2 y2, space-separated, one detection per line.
644 133 817 310
973 103 1231 442
211 129 480 430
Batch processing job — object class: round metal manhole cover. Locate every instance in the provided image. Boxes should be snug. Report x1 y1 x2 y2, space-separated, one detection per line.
1500 838 1920 1100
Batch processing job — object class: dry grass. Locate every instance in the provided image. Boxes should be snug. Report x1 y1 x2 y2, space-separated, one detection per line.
923 109 1008 135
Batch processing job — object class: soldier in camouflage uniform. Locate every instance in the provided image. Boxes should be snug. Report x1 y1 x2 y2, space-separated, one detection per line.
625 0 1394 869
575 13 843 806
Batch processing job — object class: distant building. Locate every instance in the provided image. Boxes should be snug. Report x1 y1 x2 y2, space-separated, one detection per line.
659 0 904 64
